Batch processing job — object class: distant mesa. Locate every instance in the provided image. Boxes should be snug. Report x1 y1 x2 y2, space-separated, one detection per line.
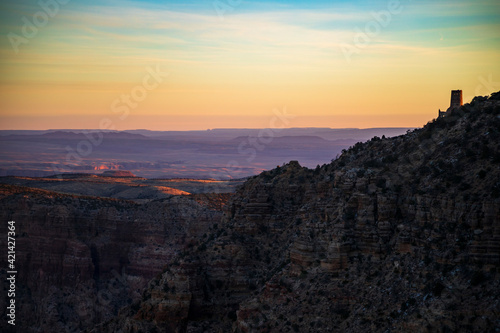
101 170 136 177
93 163 120 170
438 89 463 118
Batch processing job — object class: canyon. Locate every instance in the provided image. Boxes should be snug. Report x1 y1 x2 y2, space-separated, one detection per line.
1 93 499 332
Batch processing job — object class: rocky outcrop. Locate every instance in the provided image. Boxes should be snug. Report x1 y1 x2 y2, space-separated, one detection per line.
102 93 500 332
1 93 499 332
0 185 227 333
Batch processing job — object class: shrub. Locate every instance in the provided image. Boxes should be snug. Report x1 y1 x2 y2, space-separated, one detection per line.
458 182 471 191
481 144 490 159
364 159 381 168
382 154 398 164
490 91 500 100
376 178 386 189
470 270 486 286
228 311 237 321
432 281 445 296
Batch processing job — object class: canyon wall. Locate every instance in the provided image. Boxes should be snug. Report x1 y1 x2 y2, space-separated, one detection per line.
102 95 500 332
1 94 499 332
0 186 225 332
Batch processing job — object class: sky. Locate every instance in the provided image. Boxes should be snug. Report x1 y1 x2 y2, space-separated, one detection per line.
0 0 499 130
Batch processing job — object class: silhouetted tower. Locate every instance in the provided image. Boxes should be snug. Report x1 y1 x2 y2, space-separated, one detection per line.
438 90 463 118
449 90 463 109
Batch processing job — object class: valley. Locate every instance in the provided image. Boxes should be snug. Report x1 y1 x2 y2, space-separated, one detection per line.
0 94 499 332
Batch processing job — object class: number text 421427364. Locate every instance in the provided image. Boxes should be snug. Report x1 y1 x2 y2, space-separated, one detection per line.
7 220 16 326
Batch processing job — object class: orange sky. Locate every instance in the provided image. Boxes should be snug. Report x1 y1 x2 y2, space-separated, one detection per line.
1 0 499 130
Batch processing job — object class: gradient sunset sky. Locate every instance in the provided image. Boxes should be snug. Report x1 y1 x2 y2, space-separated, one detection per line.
1 0 499 130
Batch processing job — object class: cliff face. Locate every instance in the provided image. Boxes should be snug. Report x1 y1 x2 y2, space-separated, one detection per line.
1 94 499 333
0 186 226 333
102 94 500 332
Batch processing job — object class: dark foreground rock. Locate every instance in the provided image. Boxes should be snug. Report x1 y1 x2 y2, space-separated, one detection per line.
0 186 227 332
2 93 500 332
99 94 500 332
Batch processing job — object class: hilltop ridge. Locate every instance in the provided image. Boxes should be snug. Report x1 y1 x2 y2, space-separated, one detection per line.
100 92 500 332
1 93 498 333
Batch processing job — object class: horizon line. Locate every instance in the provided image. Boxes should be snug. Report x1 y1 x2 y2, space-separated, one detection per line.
0 126 417 132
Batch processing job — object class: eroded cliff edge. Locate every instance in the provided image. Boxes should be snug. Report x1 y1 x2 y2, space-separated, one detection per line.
0 186 228 332
1 93 499 333
102 93 500 332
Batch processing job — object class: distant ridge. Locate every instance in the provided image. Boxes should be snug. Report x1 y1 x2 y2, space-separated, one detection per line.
0 127 413 178
101 170 136 177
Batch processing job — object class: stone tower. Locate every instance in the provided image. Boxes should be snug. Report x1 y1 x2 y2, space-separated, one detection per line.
449 90 463 109
438 90 463 118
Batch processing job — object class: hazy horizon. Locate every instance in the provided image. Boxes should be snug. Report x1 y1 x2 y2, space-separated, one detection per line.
0 114 429 131
0 127 413 178
0 126 414 132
